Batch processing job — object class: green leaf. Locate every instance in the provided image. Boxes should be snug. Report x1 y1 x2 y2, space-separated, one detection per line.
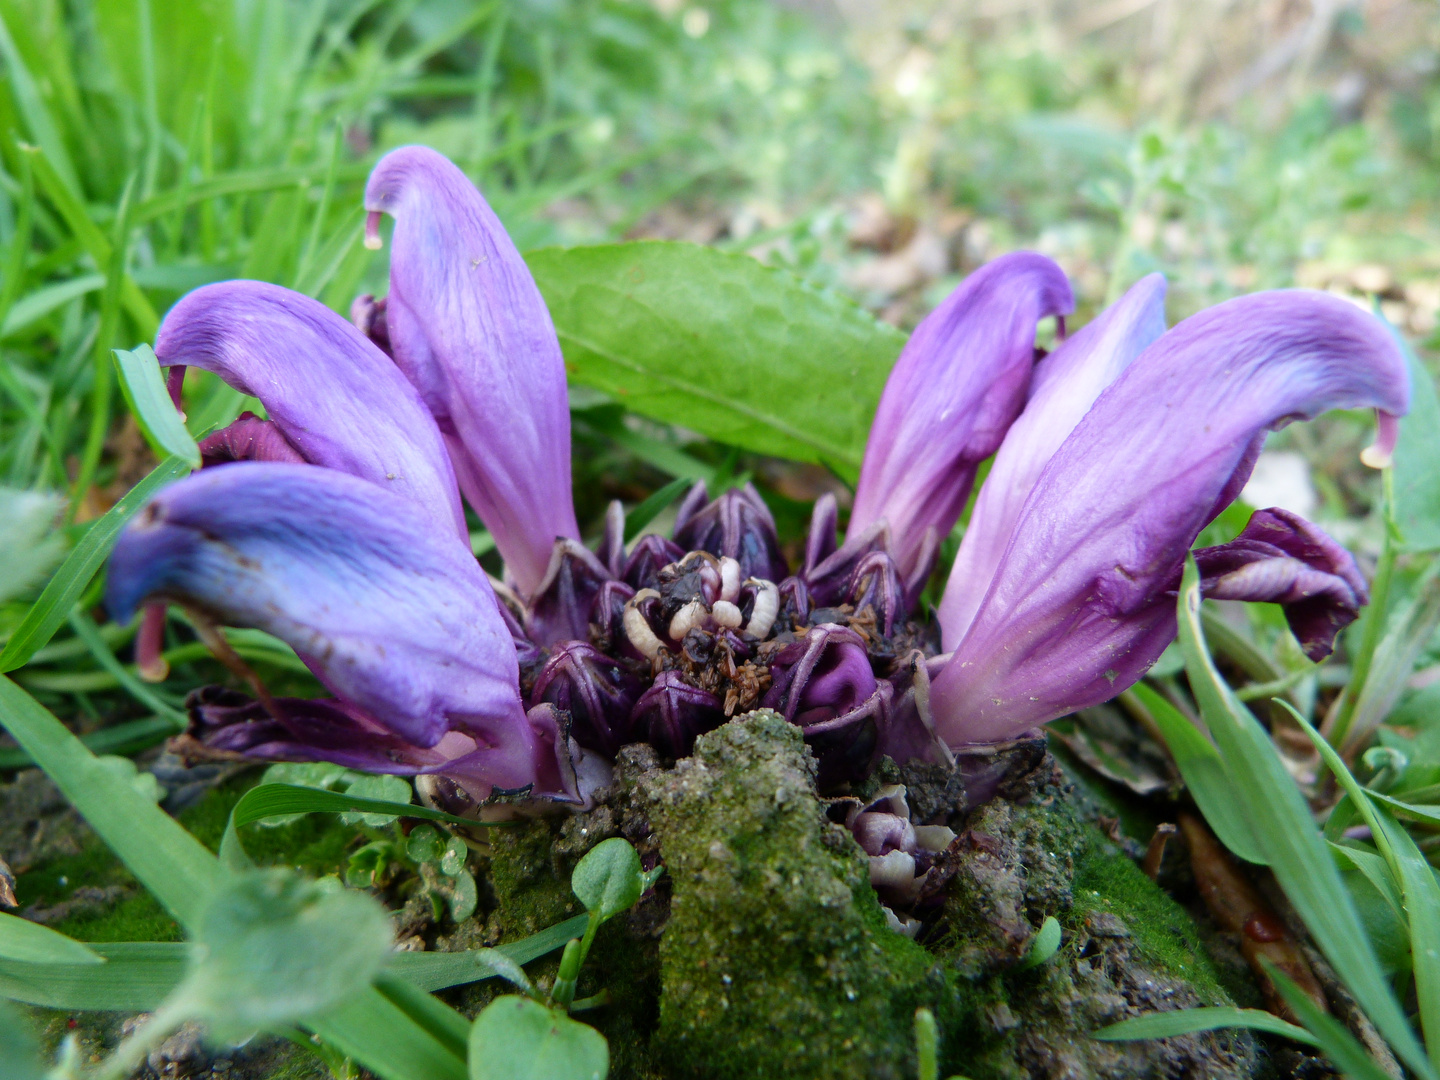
178 869 392 1041
313 987 469 1080
1015 915 1061 970
0 911 103 965
440 837 468 878
570 837 644 922
0 455 190 672
112 344 201 467
529 241 905 480
408 825 444 864
1092 1006 1317 1046
0 716 181 770
390 915 591 993
469 995 609 1080
373 974 472 1063
1174 562 1434 1080
623 476 692 542
459 949 536 996
1266 965 1397 1080
1124 684 1264 864
1388 322 1440 552
340 774 414 826
0 942 186 1010
0 1000 45 1080
0 676 223 928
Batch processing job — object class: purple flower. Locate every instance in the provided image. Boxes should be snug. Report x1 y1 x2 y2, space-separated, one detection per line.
364 145 578 598
847 252 1074 581
106 463 569 799
917 285 1408 745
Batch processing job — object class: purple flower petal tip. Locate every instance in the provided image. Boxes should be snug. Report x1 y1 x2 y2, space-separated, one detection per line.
365 145 578 597
525 539 614 648
849 252 1074 578
198 412 306 468
107 462 526 754
630 670 724 759
156 279 464 537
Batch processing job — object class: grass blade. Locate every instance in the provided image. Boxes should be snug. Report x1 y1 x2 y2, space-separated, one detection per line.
0 715 178 769
112 344 201 467
1175 559 1433 1079
623 476 692 541
389 914 591 991
0 676 224 928
0 942 188 1010
1267 964 1397 1080
67 611 187 727
1093 1006 1316 1046
0 912 103 966
1125 683 1264 863
0 455 189 672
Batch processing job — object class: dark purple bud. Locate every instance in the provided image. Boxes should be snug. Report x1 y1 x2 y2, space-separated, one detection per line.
804 493 839 575
778 576 812 630
803 520 889 608
672 482 787 583
622 533 685 591
526 539 613 648
762 623 886 786
530 641 644 757
197 412 307 468
595 500 627 578
847 550 904 637
349 293 392 356
1194 507 1368 661
590 580 634 652
630 670 725 758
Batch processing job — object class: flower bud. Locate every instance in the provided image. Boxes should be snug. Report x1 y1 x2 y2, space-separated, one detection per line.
672 482 788 583
631 669 725 758
530 641 644 758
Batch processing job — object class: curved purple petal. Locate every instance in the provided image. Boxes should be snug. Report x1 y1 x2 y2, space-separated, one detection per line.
364 145 577 597
938 274 1168 648
156 280 464 537
931 290 1410 744
525 539 613 647
105 462 529 773
1195 507 1367 661
198 412 306 468
671 482 787 583
847 252 1074 578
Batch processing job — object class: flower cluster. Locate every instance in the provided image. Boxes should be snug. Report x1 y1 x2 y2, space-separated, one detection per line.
106 146 1409 808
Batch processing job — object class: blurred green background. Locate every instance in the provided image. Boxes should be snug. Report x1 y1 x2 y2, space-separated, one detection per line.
1 0 1438 735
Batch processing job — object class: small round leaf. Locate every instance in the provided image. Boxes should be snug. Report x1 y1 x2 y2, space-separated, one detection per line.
469 995 608 1080
570 838 643 921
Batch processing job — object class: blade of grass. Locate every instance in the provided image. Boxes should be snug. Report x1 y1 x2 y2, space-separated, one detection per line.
67 611 186 727
1176 558 1433 1079
0 912 103 965
1266 964 1398 1080
1093 1006 1317 1046
0 455 189 672
0 716 178 769
112 344 201 467
623 476 692 542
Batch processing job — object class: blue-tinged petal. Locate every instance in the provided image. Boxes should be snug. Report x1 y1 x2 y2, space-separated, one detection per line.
156 280 465 538
365 145 578 597
106 463 532 789
938 274 1168 648
930 290 1409 745
847 252 1073 579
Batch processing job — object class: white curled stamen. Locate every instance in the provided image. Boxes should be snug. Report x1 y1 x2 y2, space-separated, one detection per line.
711 600 743 629
718 556 741 603
624 589 665 660
743 578 779 639
669 599 708 641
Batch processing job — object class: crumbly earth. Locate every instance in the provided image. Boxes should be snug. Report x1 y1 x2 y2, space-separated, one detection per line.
7 716 1292 1079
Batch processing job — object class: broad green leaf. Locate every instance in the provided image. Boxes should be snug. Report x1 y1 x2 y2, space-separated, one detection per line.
1124 684 1264 863
0 1000 45 1080
570 837 644 921
0 488 64 605
1389 324 1440 552
623 476 692 542
1015 915 1061 970
469 995 608 1080
1175 562 1434 1080
0 676 223 928
1092 1006 1316 1046
112 344 201 467
0 455 190 672
529 241 905 479
178 869 391 1040
0 911 102 965
341 774 414 826
1267 966 1397 1080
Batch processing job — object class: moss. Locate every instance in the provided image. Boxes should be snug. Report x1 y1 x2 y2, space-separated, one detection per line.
1070 836 1231 1005
638 710 956 1080
485 817 585 938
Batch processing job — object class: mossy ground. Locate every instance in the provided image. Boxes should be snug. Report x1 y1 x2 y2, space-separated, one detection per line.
7 718 1265 1080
